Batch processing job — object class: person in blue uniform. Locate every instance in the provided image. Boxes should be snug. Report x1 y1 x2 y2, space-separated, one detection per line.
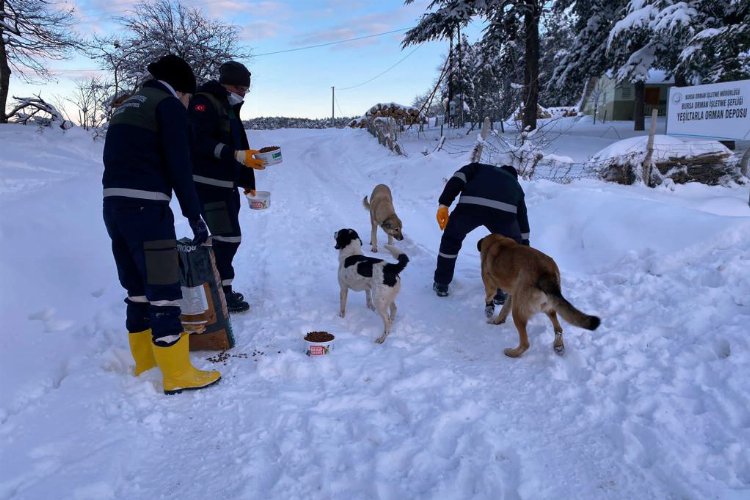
433 162 531 301
188 61 265 313
102 54 220 395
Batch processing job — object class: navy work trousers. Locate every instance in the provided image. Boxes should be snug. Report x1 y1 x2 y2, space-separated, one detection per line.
434 208 521 286
196 186 242 290
103 199 183 341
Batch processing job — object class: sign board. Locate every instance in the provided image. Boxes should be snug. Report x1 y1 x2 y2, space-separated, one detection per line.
667 79 750 140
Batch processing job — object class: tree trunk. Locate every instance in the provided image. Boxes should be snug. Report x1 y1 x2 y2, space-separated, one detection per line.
0 0 10 124
633 80 645 131
522 0 540 132
447 33 454 127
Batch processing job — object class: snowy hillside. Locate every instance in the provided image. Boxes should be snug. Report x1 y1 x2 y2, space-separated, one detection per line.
1 122 749 499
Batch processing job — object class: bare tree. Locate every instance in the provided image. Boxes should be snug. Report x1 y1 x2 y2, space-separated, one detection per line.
6 93 72 128
88 0 249 101
0 0 81 122
67 76 109 129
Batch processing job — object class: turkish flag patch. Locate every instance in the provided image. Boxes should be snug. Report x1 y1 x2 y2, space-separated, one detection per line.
194 104 206 112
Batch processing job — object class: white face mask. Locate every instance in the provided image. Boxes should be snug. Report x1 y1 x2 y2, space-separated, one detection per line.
227 92 244 105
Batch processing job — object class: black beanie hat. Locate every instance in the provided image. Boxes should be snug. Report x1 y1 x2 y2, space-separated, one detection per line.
219 61 251 87
147 54 196 94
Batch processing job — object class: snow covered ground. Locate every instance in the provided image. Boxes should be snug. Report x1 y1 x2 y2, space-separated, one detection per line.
1 120 749 499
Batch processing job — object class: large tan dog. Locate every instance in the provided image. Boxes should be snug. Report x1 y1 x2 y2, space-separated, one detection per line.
477 234 601 358
363 184 403 253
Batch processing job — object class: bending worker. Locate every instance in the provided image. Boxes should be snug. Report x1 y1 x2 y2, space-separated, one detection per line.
188 61 264 314
102 54 220 394
433 161 530 301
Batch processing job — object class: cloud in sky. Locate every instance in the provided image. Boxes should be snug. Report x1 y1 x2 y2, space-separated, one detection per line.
10 0 455 120
288 6 418 51
240 21 287 42
202 1 291 19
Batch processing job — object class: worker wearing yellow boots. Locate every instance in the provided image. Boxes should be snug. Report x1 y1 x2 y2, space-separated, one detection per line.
102 54 220 394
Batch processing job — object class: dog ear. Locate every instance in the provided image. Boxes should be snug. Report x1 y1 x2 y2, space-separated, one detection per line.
382 221 391 230
334 230 345 249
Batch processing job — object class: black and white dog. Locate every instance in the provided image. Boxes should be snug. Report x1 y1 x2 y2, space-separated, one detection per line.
334 228 409 343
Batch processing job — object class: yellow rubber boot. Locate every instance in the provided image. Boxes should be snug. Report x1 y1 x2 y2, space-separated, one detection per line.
152 334 221 395
128 329 157 376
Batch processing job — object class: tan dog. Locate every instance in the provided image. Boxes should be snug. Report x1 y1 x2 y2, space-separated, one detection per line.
477 234 601 358
363 184 403 253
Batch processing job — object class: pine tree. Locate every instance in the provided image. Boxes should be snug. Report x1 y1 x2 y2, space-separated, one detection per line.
404 0 544 131
547 0 627 112
670 0 749 83
538 9 580 107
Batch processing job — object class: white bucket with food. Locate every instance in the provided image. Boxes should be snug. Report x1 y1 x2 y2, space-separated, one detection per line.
254 146 282 165
304 331 334 356
246 190 270 210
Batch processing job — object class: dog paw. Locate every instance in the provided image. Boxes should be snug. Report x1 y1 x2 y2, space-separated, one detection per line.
339 311 345 318
553 333 564 354
503 346 527 358
375 336 386 344
367 303 376 311
489 317 506 325
371 247 378 253
484 304 495 318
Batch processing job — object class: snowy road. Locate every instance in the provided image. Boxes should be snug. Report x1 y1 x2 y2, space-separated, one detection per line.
1 125 749 499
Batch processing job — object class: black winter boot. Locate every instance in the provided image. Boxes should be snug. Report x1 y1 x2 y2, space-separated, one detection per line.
222 286 244 303
223 287 249 313
433 282 449 297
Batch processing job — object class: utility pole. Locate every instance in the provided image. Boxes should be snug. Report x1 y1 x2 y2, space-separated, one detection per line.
331 86 335 126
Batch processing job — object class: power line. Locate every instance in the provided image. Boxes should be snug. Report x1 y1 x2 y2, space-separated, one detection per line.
47 27 416 73
337 45 420 91
334 94 345 118
253 27 412 57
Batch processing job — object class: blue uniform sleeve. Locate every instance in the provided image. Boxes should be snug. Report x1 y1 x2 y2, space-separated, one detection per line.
438 162 480 207
517 194 530 240
155 97 202 221
188 95 236 163
236 166 256 191
188 95 254 191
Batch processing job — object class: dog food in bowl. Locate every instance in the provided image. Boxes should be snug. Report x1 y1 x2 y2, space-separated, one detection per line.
254 146 282 165
246 190 270 210
304 331 334 356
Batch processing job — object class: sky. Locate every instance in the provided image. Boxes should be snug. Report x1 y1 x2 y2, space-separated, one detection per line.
2 116 750 498
10 0 485 120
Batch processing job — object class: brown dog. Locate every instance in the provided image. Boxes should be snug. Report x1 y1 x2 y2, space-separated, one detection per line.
363 184 403 253
477 234 600 358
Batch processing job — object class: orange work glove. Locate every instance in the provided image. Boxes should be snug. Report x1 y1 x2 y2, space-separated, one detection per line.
243 188 256 196
436 205 449 230
235 150 266 170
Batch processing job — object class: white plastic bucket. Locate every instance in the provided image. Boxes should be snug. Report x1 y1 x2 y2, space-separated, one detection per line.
254 146 282 165
246 190 270 210
304 331 335 356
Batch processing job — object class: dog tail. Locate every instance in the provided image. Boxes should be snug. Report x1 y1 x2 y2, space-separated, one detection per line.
362 195 370 210
536 274 600 331
383 244 409 274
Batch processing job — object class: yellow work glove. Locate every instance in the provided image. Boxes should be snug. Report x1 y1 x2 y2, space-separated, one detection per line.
235 150 266 170
436 205 449 230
